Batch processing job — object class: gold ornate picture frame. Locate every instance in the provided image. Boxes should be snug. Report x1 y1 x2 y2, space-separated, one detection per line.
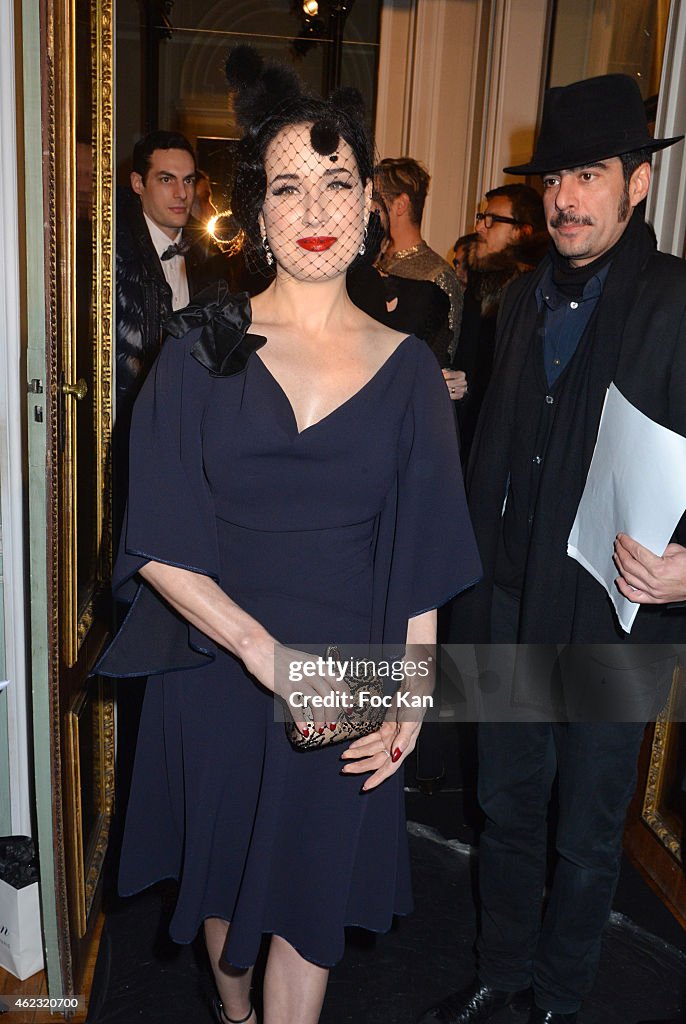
54 0 113 669
66 680 115 938
641 665 686 864
42 0 115 992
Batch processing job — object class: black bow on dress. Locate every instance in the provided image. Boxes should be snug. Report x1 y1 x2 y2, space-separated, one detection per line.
165 281 267 377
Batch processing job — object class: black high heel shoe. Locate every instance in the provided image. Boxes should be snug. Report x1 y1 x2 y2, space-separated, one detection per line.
212 996 255 1023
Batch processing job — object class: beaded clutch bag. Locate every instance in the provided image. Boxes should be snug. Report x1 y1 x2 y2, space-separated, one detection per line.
285 645 386 750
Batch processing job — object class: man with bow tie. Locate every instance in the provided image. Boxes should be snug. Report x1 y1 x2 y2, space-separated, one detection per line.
115 130 229 526
117 131 195 428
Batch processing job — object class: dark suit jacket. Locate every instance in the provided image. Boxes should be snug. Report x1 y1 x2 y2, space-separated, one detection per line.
114 189 231 535
115 188 233 415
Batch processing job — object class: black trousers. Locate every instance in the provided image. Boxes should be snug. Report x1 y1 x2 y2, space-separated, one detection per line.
477 719 645 1013
476 587 672 1013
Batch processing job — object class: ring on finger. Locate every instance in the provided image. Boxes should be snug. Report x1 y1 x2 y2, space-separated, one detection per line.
382 747 391 759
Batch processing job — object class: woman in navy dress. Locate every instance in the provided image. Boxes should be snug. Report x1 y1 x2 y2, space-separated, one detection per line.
99 49 480 1024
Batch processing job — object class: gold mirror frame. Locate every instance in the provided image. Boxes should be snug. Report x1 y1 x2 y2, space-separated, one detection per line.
66 682 115 938
641 666 684 864
43 0 115 992
53 0 113 669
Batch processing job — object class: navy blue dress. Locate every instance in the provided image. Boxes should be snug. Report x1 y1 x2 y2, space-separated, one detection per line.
100 321 480 968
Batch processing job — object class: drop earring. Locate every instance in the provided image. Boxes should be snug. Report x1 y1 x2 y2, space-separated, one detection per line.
262 235 274 266
358 226 368 256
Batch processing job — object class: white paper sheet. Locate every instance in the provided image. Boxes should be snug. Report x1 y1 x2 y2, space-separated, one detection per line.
567 383 686 633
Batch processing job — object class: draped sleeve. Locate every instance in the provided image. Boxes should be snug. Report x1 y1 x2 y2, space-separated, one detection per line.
374 341 482 645
98 328 220 677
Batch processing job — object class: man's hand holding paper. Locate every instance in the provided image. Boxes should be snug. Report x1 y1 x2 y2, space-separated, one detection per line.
567 383 686 632
614 535 686 604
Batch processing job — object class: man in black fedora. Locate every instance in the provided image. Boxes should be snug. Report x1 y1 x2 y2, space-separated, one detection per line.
420 74 685 1024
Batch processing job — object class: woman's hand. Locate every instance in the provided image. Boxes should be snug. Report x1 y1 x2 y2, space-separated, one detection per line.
236 636 356 737
442 368 467 401
339 611 435 791
269 644 353 736
136 562 347 733
339 719 421 791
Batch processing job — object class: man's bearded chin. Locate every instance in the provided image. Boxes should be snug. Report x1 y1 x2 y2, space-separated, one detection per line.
470 242 520 272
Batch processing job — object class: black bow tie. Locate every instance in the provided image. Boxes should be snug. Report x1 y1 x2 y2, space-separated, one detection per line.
160 239 191 261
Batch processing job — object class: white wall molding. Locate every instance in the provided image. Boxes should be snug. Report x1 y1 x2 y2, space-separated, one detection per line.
375 0 418 160
648 0 686 257
0 0 31 835
375 0 549 256
480 0 550 192
376 0 486 257
479 0 508 196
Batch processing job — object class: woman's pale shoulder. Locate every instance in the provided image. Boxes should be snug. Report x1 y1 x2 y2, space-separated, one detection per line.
361 313 416 356
360 320 442 386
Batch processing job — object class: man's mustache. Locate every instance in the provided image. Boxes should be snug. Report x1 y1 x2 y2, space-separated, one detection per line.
550 212 594 228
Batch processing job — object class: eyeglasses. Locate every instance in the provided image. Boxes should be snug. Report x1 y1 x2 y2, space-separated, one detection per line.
475 211 524 229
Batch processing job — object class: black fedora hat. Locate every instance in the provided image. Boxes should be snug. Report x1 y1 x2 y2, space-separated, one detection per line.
504 73 683 175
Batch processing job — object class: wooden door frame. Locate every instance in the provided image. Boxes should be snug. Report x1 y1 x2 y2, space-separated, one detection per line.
35 0 115 1000
0 0 31 837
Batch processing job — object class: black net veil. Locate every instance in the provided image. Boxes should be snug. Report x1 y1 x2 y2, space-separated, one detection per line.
225 46 385 282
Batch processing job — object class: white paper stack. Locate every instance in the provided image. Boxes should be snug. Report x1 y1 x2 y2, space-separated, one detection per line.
568 383 686 632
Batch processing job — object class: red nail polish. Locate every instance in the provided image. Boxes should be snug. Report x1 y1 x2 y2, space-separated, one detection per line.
329 723 336 731
302 728 309 737
318 727 325 734
391 748 402 763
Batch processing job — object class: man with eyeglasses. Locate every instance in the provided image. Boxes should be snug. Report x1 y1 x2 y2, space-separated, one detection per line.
420 74 685 1024
449 184 546 465
472 184 546 275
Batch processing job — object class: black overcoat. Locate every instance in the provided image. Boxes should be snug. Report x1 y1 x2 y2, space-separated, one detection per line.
455 223 686 655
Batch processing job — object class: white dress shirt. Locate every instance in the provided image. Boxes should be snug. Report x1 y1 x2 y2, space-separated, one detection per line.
144 213 190 311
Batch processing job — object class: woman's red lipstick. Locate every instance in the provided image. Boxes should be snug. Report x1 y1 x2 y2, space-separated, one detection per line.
296 236 337 252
